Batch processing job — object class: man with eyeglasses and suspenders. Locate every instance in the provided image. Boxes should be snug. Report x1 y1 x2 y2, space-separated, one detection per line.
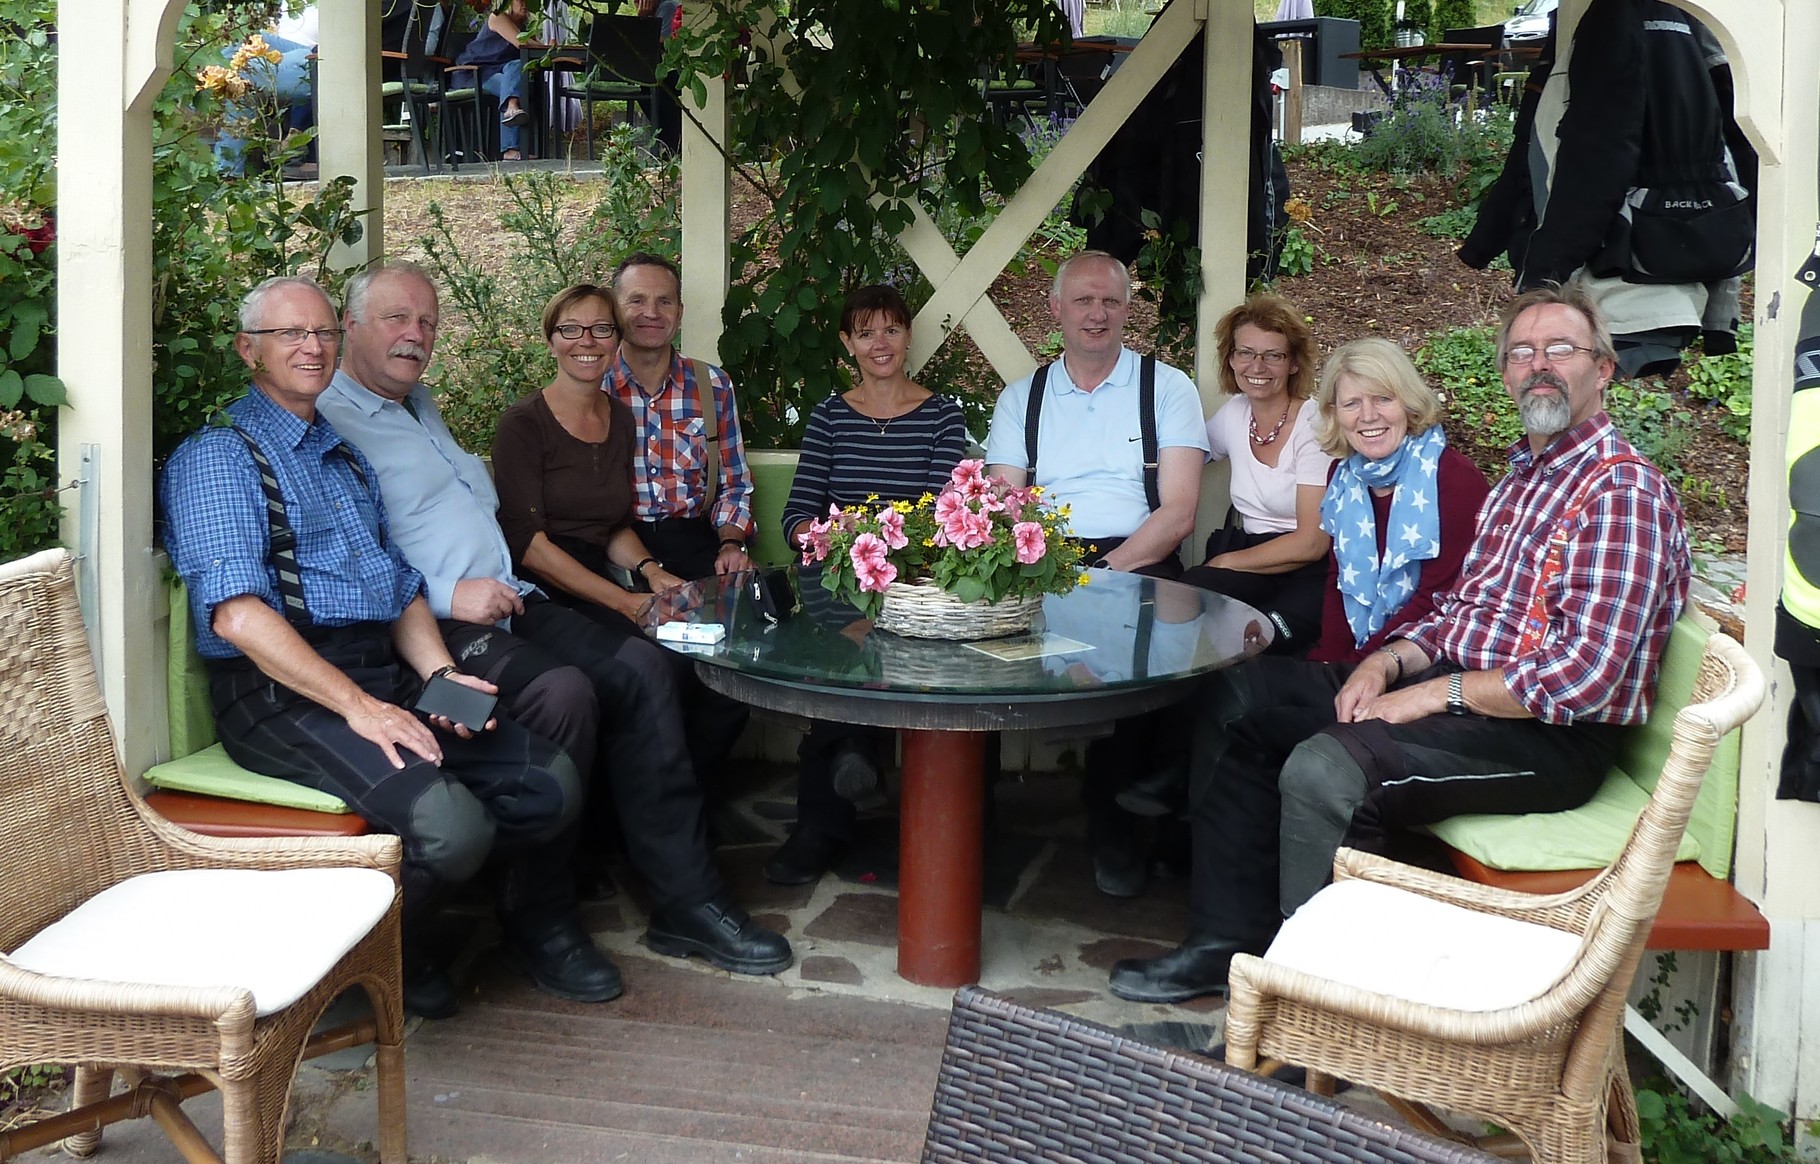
1110 283 1692 1004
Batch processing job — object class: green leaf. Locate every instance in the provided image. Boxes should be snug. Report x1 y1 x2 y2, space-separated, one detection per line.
796 286 819 312
23 373 65 406
8 316 40 364
0 369 21 409
776 304 801 338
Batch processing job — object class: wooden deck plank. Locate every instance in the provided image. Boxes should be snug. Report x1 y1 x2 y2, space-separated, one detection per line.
323 955 947 1163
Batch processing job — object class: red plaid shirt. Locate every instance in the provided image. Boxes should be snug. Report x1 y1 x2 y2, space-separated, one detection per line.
1401 413 1689 725
602 350 754 535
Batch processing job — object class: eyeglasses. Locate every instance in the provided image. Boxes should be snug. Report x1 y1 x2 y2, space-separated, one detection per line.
244 327 343 345
1232 347 1290 367
553 323 619 340
1503 343 1596 367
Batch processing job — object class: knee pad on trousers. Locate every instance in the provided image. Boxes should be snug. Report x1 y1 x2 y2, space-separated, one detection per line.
535 749 585 842
1277 733 1369 912
408 780 496 887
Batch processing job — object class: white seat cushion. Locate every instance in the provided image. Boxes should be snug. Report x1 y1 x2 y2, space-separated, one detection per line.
1263 878 1583 1012
6 868 394 1017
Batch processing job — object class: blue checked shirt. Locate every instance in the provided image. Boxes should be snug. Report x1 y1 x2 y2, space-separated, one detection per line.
159 386 425 659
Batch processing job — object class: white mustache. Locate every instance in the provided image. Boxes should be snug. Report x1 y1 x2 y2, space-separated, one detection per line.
389 343 428 362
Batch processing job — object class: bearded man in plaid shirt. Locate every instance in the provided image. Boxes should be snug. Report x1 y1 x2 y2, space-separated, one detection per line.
1111 284 1693 1004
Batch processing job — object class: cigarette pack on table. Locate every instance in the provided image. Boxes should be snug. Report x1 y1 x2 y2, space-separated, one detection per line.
654 621 727 645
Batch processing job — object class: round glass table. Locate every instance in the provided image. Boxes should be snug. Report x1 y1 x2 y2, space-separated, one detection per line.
641 567 1271 986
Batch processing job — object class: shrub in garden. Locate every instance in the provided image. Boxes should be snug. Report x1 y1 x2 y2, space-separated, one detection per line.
416 127 679 453
1 1 366 567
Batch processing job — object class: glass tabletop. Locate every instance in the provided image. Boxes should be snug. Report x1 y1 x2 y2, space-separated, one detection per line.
637 566 1271 704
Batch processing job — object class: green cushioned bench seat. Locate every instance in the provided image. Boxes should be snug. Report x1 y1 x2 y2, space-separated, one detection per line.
1428 618 1765 951
155 577 363 837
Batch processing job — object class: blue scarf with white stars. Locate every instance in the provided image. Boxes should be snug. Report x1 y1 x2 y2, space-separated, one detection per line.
1319 424 1446 648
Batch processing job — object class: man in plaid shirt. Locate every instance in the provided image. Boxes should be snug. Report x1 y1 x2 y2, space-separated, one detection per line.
1112 284 1692 1003
604 252 757 581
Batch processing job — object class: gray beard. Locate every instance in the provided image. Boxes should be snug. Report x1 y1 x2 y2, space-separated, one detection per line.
1518 379 1573 438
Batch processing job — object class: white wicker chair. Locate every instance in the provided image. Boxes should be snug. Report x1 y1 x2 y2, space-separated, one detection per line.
1225 631 1765 1164
0 549 407 1164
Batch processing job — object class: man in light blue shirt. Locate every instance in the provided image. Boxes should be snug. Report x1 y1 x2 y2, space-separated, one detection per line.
985 250 1210 899
985 251 1208 574
318 262 791 982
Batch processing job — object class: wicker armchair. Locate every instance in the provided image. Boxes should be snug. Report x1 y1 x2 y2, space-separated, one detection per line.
1225 632 1765 1164
0 549 407 1164
922 985 1500 1162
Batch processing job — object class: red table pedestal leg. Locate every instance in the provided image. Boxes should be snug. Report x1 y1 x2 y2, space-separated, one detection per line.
897 729 987 987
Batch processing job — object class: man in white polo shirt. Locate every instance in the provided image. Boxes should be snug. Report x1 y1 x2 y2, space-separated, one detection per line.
985 249 1209 897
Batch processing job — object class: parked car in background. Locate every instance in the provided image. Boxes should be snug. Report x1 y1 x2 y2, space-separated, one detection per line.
1503 0 1558 47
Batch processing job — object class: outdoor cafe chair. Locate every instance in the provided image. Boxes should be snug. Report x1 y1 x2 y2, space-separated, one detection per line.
922 984 1500 1162
1225 631 1764 1164
0 548 407 1164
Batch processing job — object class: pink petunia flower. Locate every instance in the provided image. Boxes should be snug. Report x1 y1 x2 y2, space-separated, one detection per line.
850 533 898 592
953 509 994 550
1013 521 1046 564
933 489 968 526
876 507 908 550
948 459 989 493
797 518 833 564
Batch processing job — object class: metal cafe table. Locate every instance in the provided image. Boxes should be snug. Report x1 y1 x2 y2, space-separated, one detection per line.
641 567 1270 987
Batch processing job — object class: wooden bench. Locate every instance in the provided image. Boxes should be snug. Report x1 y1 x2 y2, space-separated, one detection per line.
1427 618 1766 951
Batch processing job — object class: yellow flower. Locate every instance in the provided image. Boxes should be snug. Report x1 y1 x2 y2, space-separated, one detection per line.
922 538 935 547
1030 486 1044 496
1059 504 1072 518
1284 196 1313 225
264 48 284 64
1078 574 1091 586
892 500 912 513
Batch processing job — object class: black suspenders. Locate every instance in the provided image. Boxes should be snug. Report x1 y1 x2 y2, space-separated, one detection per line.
1023 355 1161 512
227 425 371 630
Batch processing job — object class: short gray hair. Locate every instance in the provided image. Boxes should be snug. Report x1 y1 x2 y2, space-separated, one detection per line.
239 275 335 332
343 260 437 323
1050 250 1131 304
1495 281 1617 368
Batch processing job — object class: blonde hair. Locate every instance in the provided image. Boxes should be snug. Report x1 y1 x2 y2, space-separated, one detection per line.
1313 337 1444 459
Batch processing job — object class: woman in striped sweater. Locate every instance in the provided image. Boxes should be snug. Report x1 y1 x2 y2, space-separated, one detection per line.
765 285 970 885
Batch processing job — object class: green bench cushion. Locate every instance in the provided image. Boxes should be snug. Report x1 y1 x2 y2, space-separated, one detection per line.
1427 619 1738 880
748 451 800 568
164 577 352 815
144 743 354 815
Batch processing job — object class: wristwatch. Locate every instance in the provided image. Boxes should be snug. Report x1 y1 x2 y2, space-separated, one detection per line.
1446 672 1467 716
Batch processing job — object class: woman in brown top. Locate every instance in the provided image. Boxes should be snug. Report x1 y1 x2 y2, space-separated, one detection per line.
493 283 687 610
493 284 748 893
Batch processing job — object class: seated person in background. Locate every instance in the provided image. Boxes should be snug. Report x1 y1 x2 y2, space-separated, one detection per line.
490 283 749 856
319 262 792 981
1109 284 1690 1004
984 249 1209 900
1182 294 1334 657
213 5 318 174
766 284 970 886
159 275 610 1019
455 0 532 161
